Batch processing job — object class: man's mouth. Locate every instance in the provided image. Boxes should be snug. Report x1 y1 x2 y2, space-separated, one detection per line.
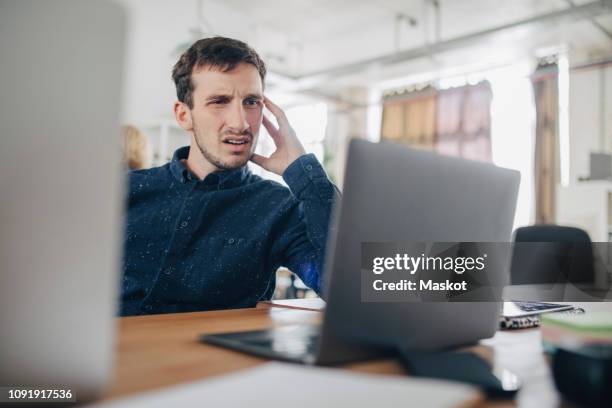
222 136 251 146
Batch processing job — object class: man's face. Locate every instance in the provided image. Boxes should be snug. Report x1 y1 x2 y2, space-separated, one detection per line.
187 63 263 171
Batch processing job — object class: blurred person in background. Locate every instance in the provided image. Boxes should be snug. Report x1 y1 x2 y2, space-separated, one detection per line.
122 125 152 170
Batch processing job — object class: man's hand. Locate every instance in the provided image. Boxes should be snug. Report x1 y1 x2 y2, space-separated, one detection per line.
250 97 307 176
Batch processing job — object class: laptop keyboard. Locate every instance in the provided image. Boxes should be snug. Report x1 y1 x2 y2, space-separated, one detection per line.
512 301 568 312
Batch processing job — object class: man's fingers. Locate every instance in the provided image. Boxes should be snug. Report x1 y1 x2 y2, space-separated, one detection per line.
263 97 284 117
263 97 288 129
262 116 282 146
262 115 278 136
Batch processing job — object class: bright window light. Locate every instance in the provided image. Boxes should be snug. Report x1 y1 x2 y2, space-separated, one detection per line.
488 63 536 229
558 53 570 187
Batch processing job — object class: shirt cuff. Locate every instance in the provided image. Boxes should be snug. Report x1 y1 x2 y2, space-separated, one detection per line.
282 154 332 200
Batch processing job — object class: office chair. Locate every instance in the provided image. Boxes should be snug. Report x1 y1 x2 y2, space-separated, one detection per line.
510 225 595 285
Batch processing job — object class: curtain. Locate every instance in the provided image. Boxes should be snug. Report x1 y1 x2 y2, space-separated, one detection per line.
381 81 492 163
381 86 437 150
436 82 492 162
531 63 559 224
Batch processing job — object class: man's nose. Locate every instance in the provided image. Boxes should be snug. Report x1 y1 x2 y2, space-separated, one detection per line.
225 100 249 133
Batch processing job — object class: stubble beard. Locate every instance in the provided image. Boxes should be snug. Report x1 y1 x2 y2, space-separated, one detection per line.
192 122 254 171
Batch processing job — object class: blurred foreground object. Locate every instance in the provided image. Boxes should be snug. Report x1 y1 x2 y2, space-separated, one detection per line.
0 0 125 402
543 313 612 408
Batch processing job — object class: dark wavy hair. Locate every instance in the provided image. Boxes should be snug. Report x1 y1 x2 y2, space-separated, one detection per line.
172 36 266 108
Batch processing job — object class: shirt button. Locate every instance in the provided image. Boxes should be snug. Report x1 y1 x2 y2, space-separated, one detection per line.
305 164 313 171
228 238 235 244
180 221 188 228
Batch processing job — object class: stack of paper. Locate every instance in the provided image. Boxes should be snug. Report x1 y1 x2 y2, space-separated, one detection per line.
541 312 612 350
89 362 479 408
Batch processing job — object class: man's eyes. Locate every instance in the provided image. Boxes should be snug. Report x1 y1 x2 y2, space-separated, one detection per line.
244 98 262 107
207 98 261 107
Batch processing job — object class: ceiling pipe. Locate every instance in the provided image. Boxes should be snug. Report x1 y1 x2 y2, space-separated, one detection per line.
564 0 612 40
268 0 612 93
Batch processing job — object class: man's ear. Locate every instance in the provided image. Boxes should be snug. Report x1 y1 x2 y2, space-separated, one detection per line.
173 101 193 131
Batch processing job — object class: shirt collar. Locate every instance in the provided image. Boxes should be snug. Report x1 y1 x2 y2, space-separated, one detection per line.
169 146 250 188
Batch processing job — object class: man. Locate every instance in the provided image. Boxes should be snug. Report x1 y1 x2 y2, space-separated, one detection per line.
121 37 339 316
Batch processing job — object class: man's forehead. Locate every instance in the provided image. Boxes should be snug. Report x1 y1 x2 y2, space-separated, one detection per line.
191 63 263 96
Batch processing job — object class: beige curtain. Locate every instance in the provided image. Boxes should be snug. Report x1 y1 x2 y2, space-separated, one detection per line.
381 87 437 150
381 82 492 163
531 63 559 224
436 82 492 162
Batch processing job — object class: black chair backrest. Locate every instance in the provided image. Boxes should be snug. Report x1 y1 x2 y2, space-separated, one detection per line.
511 225 594 284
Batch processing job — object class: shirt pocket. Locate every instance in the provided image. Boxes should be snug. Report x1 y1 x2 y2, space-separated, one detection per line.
188 237 269 305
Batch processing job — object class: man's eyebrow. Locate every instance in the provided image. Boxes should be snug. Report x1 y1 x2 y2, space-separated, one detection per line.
205 94 232 101
204 93 263 102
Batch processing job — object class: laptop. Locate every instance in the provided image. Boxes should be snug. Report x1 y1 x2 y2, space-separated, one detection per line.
202 139 521 364
0 0 125 401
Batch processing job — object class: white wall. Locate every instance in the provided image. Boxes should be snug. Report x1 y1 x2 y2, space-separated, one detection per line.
557 61 612 240
568 64 612 184
118 0 290 127
119 0 198 126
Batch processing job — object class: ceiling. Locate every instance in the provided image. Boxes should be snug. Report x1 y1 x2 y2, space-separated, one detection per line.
116 0 612 122
208 0 612 81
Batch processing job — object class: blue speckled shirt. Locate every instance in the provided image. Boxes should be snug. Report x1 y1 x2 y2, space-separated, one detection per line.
121 146 339 316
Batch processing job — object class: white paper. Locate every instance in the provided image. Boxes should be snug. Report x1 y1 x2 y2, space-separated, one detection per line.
89 362 478 408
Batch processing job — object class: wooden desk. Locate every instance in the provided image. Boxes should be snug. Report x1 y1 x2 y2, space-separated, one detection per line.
102 300 612 407
103 303 404 401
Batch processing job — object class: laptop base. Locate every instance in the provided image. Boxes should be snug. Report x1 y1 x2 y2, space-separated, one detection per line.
201 324 321 364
